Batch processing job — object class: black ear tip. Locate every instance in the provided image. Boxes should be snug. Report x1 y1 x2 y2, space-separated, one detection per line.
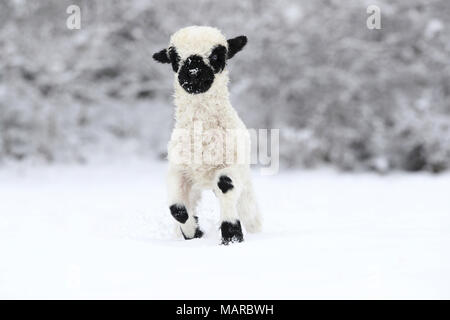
233 35 247 48
227 35 248 59
153 49 170 63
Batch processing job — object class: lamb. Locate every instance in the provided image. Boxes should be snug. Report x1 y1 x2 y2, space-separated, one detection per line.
153 26 262 244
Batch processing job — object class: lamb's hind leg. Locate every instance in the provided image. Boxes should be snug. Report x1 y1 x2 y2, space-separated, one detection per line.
238 181 262 233
167 165 203 239
214 168 244 245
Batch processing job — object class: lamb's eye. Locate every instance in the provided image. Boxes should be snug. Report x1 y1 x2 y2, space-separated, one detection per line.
209 45 226 73
168 46 180 72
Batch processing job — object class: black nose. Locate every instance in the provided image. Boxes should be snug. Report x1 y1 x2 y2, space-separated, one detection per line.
178 55 214 94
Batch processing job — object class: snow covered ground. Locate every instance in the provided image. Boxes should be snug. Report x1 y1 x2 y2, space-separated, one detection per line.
0 160 449 299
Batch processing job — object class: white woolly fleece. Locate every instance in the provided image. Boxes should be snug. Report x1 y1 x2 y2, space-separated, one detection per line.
165 26 262 237
169 26 228 60
168 26 249 176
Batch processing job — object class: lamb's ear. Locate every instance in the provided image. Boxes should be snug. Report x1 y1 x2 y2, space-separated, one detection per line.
227 36 247 59
153 49 170 64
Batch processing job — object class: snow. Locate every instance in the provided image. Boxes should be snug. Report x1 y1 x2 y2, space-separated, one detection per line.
0 160 449 299
424 18 444 39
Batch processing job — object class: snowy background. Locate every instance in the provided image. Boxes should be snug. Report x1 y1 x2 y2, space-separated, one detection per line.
1 0 450 171
1 0 449 299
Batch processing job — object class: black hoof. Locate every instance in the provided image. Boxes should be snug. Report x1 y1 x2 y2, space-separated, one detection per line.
181 226 204 240
170 204 188 223
221 220 244 245
181 216 203 240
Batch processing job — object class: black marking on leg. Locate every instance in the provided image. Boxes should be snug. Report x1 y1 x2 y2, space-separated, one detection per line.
169 204 188 223
218 175 233 194
221 220 244 245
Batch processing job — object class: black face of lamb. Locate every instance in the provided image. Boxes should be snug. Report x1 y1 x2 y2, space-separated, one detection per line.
178 55 215 94
221 220 244 245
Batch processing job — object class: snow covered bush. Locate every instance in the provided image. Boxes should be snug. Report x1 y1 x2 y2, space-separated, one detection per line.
0 0 449 172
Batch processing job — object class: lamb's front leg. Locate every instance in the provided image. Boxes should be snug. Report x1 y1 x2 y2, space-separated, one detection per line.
167 164 203 240
215 169 244 245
